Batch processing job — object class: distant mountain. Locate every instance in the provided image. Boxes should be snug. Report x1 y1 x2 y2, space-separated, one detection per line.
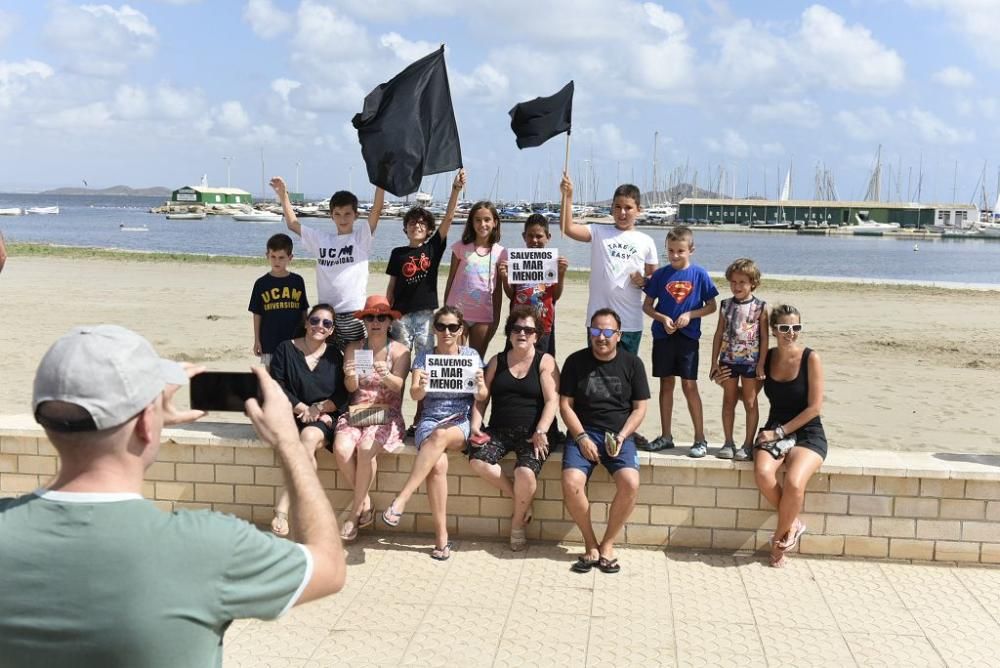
39 185 172 197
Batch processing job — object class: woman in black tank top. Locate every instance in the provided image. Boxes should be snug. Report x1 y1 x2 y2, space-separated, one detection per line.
754 304 826 568
469 306 561 551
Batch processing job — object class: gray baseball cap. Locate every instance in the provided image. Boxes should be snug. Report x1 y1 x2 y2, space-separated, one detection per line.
33 325 188 432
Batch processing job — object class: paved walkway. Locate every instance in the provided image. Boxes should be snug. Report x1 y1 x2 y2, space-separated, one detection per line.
224 535 1000 667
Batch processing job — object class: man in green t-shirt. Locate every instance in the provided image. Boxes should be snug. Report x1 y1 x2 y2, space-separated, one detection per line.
0 325 347 667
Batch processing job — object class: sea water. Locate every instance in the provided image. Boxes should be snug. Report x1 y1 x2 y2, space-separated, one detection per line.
2 193 998 286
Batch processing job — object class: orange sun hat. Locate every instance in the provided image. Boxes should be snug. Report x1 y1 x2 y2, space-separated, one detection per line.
353 295 402 320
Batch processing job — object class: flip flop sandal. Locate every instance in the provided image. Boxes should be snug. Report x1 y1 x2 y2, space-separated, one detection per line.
430 541 453 561
270 510 289 537
358 507 375 529
769 543 788 568
340 517 358 541
779 521 807 551
381 500 403 528
570 556 599 573
510 528 527 552
597 556 621 574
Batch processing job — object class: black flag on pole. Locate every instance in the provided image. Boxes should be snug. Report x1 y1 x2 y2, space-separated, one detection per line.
508 81 574 149
352 45 463 197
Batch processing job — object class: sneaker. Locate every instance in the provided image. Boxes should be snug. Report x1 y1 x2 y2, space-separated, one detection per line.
633 433 650 450
688 440 708 458
715 442 736 459
734 444 753 461
648 435 675 452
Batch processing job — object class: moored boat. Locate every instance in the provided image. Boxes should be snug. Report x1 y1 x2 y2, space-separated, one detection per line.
26 206 59 215
232 210 283 222
165 212 206 220
0 207 22 215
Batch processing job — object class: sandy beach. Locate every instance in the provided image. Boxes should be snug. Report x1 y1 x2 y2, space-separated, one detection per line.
2 252 998 454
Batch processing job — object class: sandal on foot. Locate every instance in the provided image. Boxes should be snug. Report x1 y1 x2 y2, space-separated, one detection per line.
597 556 621 574
357 507 375 529
510 528 527 552
381 500 403 527
271 510 289 537
430 541 453 561
523 506 533 525
340 515 358 541
769 543 788 568
778 520 806 551
570 555 599 573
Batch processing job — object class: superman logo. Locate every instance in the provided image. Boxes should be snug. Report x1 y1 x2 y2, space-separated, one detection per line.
665 281 693 304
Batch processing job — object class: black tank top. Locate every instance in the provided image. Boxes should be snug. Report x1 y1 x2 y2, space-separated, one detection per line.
489 350 545 430
764 347 823 429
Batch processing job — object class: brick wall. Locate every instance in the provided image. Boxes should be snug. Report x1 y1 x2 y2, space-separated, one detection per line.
2 422 998 564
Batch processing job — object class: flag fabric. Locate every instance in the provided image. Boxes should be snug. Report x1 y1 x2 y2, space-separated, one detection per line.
508 81 574 149
352 45 462 197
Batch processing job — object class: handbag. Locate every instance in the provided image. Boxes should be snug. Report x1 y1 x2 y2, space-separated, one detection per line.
348 403 390 427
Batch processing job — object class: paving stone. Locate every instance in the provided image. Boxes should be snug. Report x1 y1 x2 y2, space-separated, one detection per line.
223 624 330 659
586 619 676 667
309 630 410 664
809 560 922 636
759 628 855 667
675 623 766 667
844 633 944 667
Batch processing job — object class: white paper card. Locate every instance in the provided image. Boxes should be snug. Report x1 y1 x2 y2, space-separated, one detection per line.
425 355 479 394
508 248 558 285
354 349 374 375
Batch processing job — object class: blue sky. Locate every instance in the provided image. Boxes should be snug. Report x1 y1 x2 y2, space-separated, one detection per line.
2 0 999 204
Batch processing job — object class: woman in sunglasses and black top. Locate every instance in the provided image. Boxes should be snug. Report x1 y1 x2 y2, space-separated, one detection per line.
268 303 348 536
469 305 561 551
752 304 826 567
382 305 487 560
333 295 411 541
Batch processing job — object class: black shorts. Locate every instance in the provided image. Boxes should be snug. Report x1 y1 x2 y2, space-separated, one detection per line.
765 419 828 460
469 426 547 476
652 334 699 379
296 418 337 450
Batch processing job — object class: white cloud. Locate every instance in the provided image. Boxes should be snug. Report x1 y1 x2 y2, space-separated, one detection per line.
379 32 438 63
749 99 822 128
0 9 17 47
705 128 750 158
271 78 301 102
216 100 251 132
0 60 54 109
835 107 894 141
243 0 292 39
44 3 158 77
705 6 903 95
452 63 510 103
910 0 1000 67
903 108 974 144
113 84 149 118
932 65 974 88
155 84 207 119
577 123 640 161
35 102 112 129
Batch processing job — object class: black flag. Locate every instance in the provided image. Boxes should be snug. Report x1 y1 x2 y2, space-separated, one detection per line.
508 81 574 149
352 46 462 197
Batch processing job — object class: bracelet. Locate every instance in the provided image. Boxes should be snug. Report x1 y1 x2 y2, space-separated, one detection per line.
775 425 786 439
573 433 588 444
312 401 325 413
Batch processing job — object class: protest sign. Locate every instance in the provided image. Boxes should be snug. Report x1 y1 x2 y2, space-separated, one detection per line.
507 248 558 284
425 354 479 393
354 349 374 375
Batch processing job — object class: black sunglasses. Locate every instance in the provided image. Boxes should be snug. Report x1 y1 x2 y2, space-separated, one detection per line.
434 322 462 333
363 314 391 322
510 325 537 336
588 326 619 338
309 316 334 329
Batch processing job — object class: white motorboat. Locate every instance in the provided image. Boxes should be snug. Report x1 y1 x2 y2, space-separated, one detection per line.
165 212 206 220
851 214 900 235
0 207 22 215
232 210 283 223
26 206 59 215
975 221 1000 238
120 224 149 232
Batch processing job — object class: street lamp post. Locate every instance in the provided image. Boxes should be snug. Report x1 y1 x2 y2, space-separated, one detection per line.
222 156 233 188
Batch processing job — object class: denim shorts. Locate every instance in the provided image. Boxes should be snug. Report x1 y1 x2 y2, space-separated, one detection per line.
391 309 434 355
562 427 639 478
721 362 757 379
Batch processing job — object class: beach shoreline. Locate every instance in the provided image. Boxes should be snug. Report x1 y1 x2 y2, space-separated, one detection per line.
2 251 998 454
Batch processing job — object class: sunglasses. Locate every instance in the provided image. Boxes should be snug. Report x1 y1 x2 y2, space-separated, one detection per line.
510 325 537 336
308 316 334 329
434 322 462 333
363 314 391 322
775 323 803 333
588 327 619 338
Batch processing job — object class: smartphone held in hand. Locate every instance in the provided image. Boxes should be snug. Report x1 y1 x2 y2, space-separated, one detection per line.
190 372 260 412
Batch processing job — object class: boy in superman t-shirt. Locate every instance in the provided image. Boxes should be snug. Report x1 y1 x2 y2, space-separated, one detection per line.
641 226 718 457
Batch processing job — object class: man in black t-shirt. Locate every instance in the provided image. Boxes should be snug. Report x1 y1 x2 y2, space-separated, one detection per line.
249 234 309 366
560 308 649 575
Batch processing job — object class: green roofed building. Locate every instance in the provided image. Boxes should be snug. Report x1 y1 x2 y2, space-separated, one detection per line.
171 186 253 205
678 198 978 229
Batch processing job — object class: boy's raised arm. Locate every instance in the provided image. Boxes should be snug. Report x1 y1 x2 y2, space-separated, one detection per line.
368 186 385 233
439 169 466 239
270 177 301 236
560 173 591 242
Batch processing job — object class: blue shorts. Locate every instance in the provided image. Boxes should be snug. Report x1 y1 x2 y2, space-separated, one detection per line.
562 427 639 478
721 362 757 379
652 334 699 379
414 415 471 448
